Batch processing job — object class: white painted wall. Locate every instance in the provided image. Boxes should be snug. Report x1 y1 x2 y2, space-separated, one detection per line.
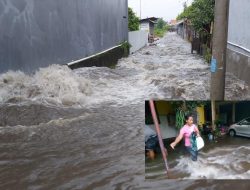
148 116 178 139
228 0 250 52
128 30 148 54
140 23 150 32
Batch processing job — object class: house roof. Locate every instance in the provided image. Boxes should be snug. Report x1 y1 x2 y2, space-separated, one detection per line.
140 17 159 24
175 20 184 26
169 19 177 26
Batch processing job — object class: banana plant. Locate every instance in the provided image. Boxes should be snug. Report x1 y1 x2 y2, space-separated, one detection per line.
176 108 185 130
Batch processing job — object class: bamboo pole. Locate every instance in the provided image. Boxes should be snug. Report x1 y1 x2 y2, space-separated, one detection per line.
211 100 216 131
149 100 169 178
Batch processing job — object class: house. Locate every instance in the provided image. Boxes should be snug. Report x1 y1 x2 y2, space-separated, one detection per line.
169 19 177 32
140 17 158 36
175 19 194 41
169 19 177 26
146 100 250 141
145 101 205 139
176 20 185 38
205 101 250 126
226 0 250 86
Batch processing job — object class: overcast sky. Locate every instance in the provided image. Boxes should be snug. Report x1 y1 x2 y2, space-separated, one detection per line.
128 0 193 22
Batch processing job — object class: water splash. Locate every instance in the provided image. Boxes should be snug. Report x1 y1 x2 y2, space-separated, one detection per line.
0 33 212 108
0 65 92 107
0 33 250 189
172 145 250 179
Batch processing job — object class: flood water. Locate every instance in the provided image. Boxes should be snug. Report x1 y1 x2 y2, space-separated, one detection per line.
0 33 250 189
146 136 250 180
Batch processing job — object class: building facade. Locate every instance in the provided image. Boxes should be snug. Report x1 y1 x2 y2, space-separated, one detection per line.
140 17 158 36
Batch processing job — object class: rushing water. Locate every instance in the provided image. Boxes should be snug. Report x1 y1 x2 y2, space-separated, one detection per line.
0 33 250 189
146 136 250 180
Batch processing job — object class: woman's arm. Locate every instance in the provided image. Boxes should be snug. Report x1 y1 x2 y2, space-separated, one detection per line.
195 126 200 136
170 133 183 150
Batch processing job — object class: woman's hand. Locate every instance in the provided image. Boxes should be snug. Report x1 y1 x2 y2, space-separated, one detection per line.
170 142 176 150
195 126 200 137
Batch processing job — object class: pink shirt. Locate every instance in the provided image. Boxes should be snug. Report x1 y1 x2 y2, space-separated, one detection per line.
180 124 198 147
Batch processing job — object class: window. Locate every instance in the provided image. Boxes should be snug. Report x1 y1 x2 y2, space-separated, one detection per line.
239 118 250 125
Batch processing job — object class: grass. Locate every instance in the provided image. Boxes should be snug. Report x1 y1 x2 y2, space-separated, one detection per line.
154 26 170 38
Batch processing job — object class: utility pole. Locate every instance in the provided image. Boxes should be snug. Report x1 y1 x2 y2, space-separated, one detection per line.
140 0 142 30
140 0 142 21
210 0 230 100
232 102 235 123
211 100 216 131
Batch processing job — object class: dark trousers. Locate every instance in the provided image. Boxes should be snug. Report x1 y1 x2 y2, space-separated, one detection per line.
145 135 158 151
186 146 198 161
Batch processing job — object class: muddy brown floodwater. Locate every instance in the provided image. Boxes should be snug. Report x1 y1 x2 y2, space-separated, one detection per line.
0 33 250 189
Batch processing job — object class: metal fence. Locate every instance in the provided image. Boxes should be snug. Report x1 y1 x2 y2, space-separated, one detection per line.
0 0 128 73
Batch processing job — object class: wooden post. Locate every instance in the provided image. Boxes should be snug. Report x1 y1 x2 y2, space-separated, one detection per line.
211 100 216 131
210 0 230 100
232 102 236 123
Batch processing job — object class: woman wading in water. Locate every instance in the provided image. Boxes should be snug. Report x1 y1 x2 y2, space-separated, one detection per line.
170 115 200 161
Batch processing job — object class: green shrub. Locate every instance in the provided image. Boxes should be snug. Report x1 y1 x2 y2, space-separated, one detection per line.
120 41 131 57
204 47 212 63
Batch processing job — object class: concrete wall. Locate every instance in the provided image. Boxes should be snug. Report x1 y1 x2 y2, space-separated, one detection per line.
140 22 149 32
148 116 178 139
0 0 128 73
228 0 250 51
128 30 148 54
226 0 250 85
226 49 250 85
177 24 184 39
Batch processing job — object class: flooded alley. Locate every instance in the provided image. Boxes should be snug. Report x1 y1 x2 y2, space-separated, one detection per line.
0 33 249 190
0 32 211 108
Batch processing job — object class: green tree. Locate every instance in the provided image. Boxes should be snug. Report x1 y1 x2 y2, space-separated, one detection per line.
156 18 165 29
128 7 139 31
155 18 169 38
176 0 215 33
171 101 208 129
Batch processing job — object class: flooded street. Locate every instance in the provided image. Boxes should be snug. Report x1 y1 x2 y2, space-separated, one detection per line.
225 72 250 100
0 32 211 107
0 33 250 189
146 136 250 180
0 104 145 189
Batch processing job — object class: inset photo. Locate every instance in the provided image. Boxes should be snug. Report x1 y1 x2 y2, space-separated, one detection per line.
145 100 250 179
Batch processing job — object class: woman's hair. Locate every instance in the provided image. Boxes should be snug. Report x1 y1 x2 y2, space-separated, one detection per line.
184 114 193 122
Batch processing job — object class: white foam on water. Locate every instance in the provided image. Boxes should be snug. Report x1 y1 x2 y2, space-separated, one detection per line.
0 65 92 107
0 33 214 107
225 72 250 100
1 32 248 108
172 146 250 179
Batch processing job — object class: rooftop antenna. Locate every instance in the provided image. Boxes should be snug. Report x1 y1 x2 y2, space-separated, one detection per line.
140 0 142 29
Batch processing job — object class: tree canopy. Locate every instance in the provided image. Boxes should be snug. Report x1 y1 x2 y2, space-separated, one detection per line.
176 0 215 33
156 18 165 30
128 7 139 31
155 18 169 37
